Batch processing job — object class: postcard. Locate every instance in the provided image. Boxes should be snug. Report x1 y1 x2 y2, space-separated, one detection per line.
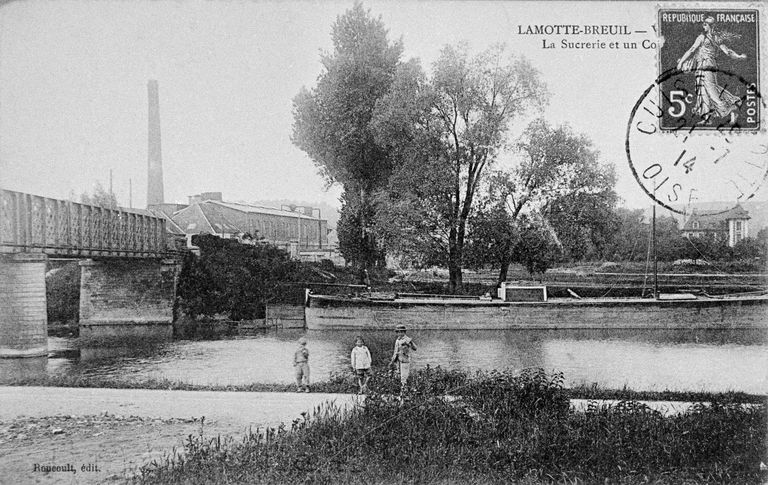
0 1 765 483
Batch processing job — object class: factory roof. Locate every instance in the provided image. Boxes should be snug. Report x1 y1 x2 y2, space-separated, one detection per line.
208 200 321 220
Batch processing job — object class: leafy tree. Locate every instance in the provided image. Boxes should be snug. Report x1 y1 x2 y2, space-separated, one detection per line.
600 209 689 263
653 215 684 261
462 172 520 271
542 190 618 261
373 44 548 292
479 120 616 282
731 236 762 260
513 214 563 279
745 228 768 262
292 3 403 276
683 232 731 262
602 208 649 262
336 192 385 274
177 235 301 320
79 182 118 209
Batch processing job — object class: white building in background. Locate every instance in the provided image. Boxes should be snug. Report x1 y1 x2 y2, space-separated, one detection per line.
681 205 750 247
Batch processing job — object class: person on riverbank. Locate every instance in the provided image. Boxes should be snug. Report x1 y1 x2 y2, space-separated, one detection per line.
389 324 417 394
350 336 372 394
293 337 310 392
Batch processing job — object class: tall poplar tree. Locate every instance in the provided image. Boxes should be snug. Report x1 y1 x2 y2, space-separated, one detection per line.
292 3 402 276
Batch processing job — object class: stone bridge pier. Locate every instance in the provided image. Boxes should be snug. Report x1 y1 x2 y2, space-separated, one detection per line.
79 258 181 339
0 253 49 357
1 189 179 354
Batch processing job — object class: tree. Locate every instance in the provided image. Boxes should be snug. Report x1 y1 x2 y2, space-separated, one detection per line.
335 192 385 269
292 3 403 277
731 236 762 260
79 182 118 209
683 232 730 262
513 214 563 279
177 235 301 320
602 208 649 262
373 44 548 292
541 190 618 261
652 215 685 262
485 120 616 282
462 171 520 271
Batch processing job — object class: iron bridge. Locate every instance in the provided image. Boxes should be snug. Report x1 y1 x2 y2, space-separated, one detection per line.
0 188 169 258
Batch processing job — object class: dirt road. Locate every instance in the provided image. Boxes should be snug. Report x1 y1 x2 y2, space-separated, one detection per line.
0 387 359 485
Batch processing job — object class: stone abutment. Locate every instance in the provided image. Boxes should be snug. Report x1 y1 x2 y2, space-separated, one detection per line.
79 258 180 340
0 253 48 357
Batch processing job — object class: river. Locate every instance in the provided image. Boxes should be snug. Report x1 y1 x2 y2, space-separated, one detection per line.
1 328 766 394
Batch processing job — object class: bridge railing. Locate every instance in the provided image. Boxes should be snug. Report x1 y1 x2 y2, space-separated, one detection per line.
0 189 167 257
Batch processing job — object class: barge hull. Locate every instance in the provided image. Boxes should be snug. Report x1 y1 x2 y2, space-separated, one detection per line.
305 296 768 330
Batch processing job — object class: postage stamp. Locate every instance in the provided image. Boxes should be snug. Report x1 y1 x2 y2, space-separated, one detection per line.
623 6 768 213
626 66 768 214
658 9 761 131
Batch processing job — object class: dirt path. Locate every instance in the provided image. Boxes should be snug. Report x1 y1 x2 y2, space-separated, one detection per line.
0 387 359 484
0 415 201 484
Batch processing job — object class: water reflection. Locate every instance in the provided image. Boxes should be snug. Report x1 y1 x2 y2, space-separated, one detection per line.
80 347 141 361
0 329 765 394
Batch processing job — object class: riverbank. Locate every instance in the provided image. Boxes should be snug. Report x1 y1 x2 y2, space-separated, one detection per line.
5 372 765 404
2 383 764 484
134 368 767 484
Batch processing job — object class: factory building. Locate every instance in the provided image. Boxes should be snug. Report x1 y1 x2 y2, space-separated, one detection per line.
143 80 337 262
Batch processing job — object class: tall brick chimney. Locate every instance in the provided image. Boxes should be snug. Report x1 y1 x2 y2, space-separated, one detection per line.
147 80 164 207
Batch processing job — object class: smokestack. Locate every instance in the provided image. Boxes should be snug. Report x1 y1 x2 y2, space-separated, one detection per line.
147 80 164 207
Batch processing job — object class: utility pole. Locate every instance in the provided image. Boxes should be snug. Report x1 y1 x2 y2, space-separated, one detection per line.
129 178 133 209
653 201 658 299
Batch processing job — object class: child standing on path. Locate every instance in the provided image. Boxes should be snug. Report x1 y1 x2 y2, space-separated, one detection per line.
293 337 310 392
350 336 372 394
389 324 417 394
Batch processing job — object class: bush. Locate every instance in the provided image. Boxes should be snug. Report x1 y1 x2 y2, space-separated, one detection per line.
318 258 336 272
177 235 302 320
138 368 766 484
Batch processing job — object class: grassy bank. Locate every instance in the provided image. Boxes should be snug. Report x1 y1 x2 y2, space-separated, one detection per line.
5 368 765 405
136 368 767 484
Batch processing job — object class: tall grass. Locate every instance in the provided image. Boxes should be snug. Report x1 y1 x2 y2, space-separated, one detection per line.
7 368 764 405
137 368 767 484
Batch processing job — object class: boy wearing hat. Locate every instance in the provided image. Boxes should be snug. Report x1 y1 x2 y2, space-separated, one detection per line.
294 336 310 392
389 324 417 392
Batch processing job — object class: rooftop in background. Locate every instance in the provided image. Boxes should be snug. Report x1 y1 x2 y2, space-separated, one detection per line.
148 192 332 257
150 193 323 219
682 204 751 232
649 201 767 234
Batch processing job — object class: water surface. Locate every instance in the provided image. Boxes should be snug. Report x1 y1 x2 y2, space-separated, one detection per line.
1 328 765 394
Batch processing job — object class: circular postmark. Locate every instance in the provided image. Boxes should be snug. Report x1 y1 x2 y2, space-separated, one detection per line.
626 67 768 215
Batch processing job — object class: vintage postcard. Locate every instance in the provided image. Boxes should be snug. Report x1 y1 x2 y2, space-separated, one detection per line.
0 1 766 483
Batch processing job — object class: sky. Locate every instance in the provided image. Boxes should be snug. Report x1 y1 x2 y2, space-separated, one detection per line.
0 0 765 214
